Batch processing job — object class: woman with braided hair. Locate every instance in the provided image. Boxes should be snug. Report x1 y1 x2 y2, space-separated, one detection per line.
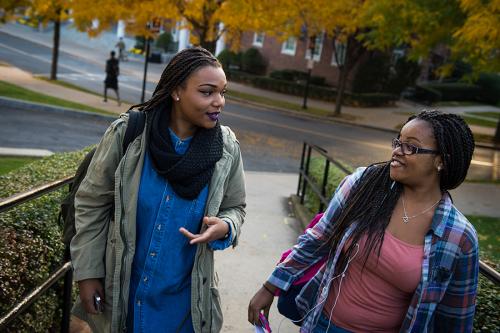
71 47 246 333
249 110 479 333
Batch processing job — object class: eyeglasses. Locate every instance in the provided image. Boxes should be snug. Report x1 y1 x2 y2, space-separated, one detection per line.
392 138 439 155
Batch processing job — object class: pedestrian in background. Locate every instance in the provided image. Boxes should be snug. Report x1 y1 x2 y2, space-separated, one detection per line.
103 51 120 106
72 47 246 332
115 37 127 62
249 110 479 333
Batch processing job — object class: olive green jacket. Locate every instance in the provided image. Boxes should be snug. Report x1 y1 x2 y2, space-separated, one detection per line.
70 112 246 333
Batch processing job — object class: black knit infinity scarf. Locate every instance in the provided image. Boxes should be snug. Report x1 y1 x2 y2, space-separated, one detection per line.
148 107 223 200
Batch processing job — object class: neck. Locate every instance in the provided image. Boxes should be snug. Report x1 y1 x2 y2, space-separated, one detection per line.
169 108 197 139
403 182 442 203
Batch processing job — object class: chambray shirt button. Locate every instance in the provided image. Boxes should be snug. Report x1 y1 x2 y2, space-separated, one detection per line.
165 195 170 202
137 300 141 306
150 251 156 257
143 276 148 283
157 224 162 231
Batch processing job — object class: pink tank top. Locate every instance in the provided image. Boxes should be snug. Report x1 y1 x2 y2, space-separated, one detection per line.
323 231 423 333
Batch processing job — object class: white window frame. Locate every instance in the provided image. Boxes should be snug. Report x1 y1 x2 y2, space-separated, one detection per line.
331 41 346 67
252 32 265 48
281 37 297 56
305 33 324 62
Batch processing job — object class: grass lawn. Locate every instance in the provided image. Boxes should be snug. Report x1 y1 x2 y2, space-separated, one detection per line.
461 115 497 128
0 80 115 116
0 156 38 175
467 215 500 268
36 76 134 105
466 112 500 120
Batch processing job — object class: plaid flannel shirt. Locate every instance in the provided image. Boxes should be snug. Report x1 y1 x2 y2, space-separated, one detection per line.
269 167 479 333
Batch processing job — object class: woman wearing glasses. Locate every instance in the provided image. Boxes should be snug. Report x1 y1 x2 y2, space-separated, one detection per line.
249 110 479 332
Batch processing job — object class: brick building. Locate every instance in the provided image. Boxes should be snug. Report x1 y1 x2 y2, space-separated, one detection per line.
238 31 349 87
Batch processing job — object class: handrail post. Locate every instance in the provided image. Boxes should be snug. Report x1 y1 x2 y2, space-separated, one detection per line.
301 145 312 204
61 247 72 333
319 159 330 213
297 142 307 196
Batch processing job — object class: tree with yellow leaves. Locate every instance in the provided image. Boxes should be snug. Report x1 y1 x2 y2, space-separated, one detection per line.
358 0 500 141
71 0 264 53
251 0 368 115
0 0 71 79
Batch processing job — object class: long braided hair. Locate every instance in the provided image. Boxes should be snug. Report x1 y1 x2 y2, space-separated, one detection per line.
324 110 475 274
131 46 222 113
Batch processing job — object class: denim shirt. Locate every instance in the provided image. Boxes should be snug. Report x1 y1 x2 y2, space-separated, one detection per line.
127 129 231 332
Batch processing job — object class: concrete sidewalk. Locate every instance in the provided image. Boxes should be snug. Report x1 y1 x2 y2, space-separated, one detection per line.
1 22 498 137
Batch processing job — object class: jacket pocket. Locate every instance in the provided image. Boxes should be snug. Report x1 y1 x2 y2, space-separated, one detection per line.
423 266 452 303
210 287 223 333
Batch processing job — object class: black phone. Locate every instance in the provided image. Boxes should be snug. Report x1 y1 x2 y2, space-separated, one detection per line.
93 294 104 313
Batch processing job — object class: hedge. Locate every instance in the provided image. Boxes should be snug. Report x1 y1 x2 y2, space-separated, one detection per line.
227 70 397 107
0 148 90 332
303 156 499 332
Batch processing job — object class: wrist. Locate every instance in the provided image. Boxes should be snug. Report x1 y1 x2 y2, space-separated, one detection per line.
262 282 277 295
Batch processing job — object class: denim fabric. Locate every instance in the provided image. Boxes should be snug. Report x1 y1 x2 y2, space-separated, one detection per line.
313 313 352 333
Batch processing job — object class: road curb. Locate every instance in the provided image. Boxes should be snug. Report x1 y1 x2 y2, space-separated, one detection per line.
0 96 117 122
289 194 315 230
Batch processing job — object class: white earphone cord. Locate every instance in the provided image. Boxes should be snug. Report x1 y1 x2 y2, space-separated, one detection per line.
277 244 359 333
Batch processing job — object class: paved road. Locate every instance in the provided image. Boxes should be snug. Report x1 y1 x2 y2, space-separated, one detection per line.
0 31 496 179
0 31 158 103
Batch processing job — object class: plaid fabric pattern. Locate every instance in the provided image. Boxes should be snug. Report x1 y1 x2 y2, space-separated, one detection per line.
268 167 479 333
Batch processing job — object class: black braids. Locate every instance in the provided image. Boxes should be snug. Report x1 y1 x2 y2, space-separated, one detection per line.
130 47 221 113
323 162 402 275
324 110 474 275
414 110 474 190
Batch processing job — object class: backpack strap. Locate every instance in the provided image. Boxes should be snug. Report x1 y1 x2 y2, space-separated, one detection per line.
122 110 146 153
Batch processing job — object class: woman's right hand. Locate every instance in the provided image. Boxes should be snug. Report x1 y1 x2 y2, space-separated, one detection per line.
248 283 277 326
78 278 104 314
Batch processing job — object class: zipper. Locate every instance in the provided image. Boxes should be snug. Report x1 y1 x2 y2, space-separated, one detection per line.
118 148 130 331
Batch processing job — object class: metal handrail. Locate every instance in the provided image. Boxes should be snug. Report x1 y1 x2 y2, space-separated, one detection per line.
0 176 74 333
297 141 499 286
0 262 72 331
0 176 73 213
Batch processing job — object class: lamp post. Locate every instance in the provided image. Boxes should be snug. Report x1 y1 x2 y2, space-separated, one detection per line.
140 18 161 103
302 35 316 110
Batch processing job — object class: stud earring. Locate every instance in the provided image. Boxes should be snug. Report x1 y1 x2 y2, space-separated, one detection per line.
437 166 442 172
175 97 180 101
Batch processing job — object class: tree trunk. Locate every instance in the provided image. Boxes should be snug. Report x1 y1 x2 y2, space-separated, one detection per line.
494 119 500 144
200 39 217 54
334 65 347 115
50 12 61 80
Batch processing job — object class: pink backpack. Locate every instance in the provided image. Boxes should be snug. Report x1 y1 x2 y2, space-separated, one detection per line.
275 213 326 295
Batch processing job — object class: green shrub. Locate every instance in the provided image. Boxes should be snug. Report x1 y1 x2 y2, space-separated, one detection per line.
423 82 482 102
241 47 267 75
414 84 442 105
385 58 421 95
270 69 327 87
351 53 391 94
0 148 91 332
346 93 399 107
477 73 500 105
303 157 499 332
134 36 145 51
217 49 242 71
155 32 176 53
302 157 353 215
228 70 397 106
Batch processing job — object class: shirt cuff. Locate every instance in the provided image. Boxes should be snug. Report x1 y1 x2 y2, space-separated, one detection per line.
208 221 232 251
267 266 295 292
